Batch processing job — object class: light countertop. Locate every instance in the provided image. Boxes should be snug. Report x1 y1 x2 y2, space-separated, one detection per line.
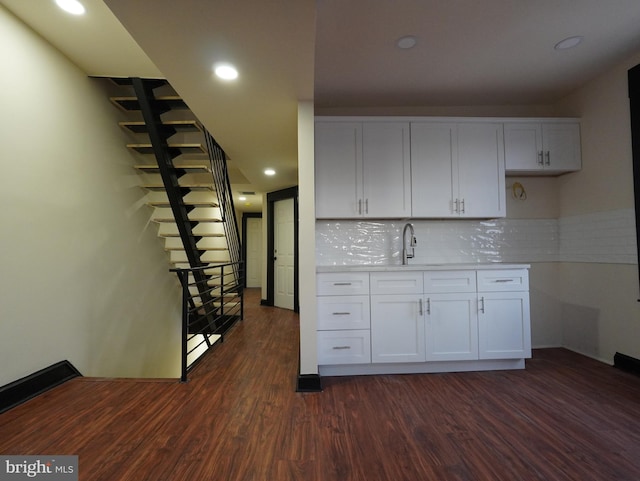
316 263 530 273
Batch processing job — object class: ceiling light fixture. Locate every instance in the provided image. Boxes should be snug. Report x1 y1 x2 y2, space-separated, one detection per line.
239 196 247 201
396 35 417 49
554 36 583 50
264 168 276 176
55 0 85 15
214 63 239 81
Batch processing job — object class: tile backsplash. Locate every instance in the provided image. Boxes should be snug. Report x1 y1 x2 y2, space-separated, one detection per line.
316 208 637 266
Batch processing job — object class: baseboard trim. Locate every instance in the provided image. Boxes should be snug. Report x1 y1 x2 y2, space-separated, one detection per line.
296 373 322 392
0 361 82 414
614 352 640 377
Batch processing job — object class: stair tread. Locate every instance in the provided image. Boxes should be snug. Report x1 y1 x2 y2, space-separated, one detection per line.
141 182 214 191
120 120 201 134
158 232 225 238
135 163 211 174
110 95 187 112
147 199 219 208
128 143 206 155
165 246 228 251
153 217 222 223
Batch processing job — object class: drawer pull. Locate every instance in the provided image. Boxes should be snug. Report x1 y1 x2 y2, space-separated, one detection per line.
332 312 351 316
494 279 514 283
333 282 352 286
332 346 352 350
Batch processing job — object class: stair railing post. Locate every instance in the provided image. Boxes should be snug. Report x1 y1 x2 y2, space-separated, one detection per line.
178 270 189 382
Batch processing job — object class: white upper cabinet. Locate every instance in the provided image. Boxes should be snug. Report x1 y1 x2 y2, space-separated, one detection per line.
504 121 581 175
315 121 361 218
411 122 505 218
314 120 411 219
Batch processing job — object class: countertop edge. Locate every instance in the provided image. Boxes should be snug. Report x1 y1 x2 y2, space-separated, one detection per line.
316 264 531 273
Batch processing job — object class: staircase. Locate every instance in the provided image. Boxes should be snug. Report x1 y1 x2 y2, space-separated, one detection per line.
108 77 243 379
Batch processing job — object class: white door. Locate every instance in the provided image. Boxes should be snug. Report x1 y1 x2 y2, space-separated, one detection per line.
410 122 457 217
362 122 412 218
478 291 531 359
456 122 506 218
245 217 262 288
274 198 295 310
370 294 426 363
425 293 478 361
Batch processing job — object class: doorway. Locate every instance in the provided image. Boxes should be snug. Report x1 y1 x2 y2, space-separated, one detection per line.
266 187 298 311
242 213 262 289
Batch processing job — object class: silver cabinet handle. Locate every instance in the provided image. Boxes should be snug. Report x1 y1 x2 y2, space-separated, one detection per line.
332 346 351 350
454 198 460 213
460 198 465 214
333 282 352 286
365 199 369 214
419 298 423 316
538 151 544 165
332 312 351 316
494 279 513 283
479 296 485 314
426 298 431 315
358 199 362 215
545 151 551 166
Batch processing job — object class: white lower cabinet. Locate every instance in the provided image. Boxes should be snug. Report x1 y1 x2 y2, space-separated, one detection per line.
317 330 371 365
425 293 478 361
317 267 531 372
370 294 426 363
317 272 371 365
478 291 531 359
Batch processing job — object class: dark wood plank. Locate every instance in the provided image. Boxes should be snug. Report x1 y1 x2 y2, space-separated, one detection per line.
1 289 640 480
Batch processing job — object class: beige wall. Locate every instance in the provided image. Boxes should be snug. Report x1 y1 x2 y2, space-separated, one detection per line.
553 51 640 363
0 7 182 386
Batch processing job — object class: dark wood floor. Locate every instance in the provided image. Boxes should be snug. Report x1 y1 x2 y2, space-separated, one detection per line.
2 288 640 480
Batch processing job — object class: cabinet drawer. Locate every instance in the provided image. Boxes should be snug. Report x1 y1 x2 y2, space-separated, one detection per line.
317 330 371 365
370 272 423 295
317 272 370 295
424 270 476 293
317 295 370 330
477 269 529 292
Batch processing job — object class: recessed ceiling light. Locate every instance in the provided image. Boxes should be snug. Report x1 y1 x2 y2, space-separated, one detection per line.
264 168 276 176
554 36 583 50
214 63 239 81
55 0 85 15
397 35 417 49
239 196 247 201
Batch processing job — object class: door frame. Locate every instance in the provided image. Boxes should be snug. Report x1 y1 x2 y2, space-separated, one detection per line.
266 186 299 311
241 212 262 289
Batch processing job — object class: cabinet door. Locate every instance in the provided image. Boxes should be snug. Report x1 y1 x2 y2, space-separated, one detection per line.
456 123 506 218
410 123 457 217
425 293 479 361
478 291 531 359
542 123 581 173
504 122 543 172
371 294 425 363
362 122 412 218
315 122 362 218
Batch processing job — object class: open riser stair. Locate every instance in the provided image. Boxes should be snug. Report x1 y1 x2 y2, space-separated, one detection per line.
108 77 244 381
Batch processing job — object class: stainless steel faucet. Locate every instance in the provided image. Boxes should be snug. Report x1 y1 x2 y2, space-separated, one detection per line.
402 223 417 265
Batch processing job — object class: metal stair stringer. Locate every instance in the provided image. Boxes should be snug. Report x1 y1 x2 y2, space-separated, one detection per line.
130 77 218 330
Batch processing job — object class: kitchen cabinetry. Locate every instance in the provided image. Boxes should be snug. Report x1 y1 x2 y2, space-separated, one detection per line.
316 265 531 375
424 270 478 361
504 121 581 175
411 122 505 218
477 269 531 359
316 272 371 365
370 272 425 363
315 121 411 218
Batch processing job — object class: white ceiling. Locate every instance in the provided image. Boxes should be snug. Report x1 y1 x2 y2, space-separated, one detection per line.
3 0 640 209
